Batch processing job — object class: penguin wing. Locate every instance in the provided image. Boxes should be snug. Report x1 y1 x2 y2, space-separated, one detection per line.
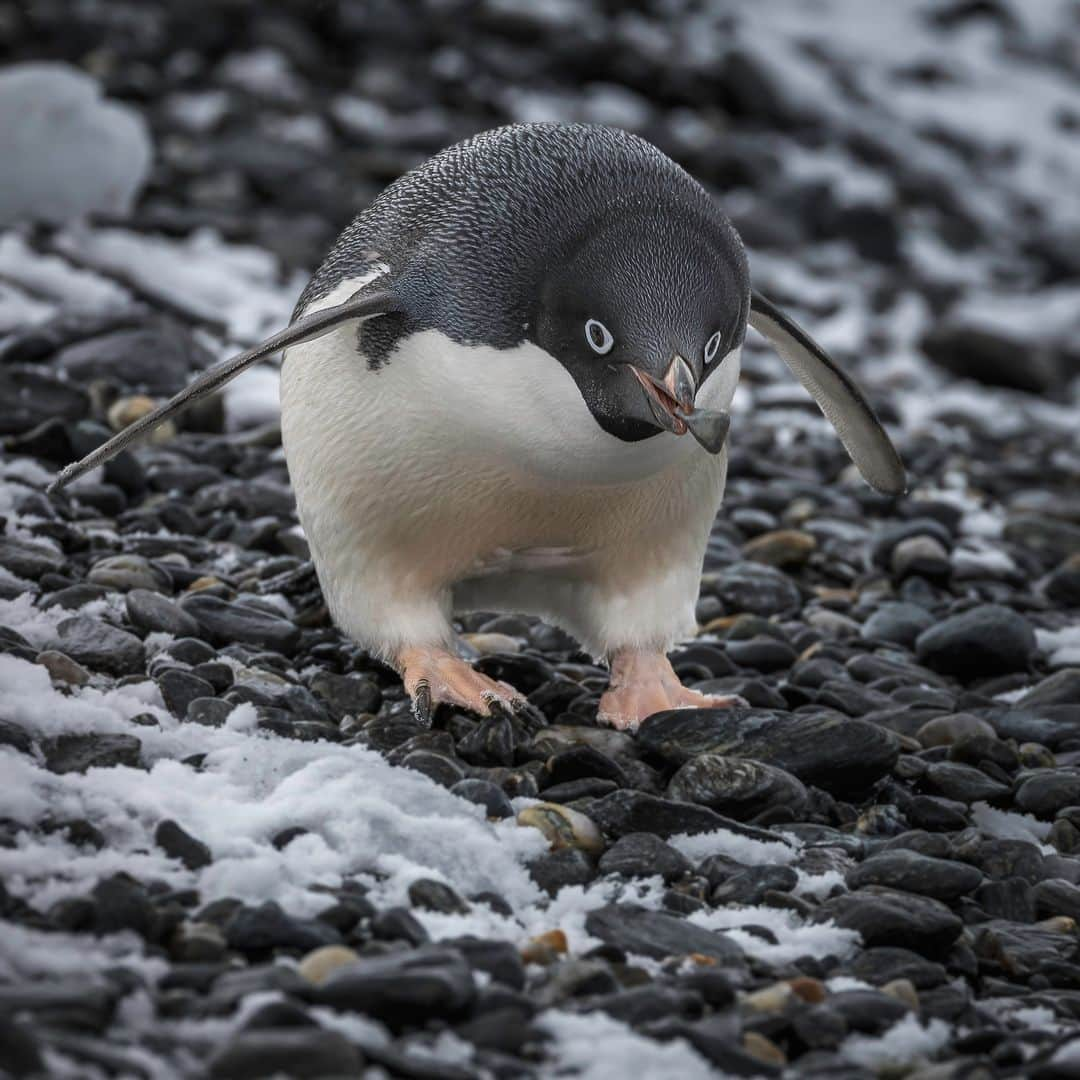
748 290 906 496
47 288 403 493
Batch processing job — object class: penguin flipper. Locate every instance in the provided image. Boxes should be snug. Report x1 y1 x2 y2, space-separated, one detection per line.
47 288 403 494
748 290 906 496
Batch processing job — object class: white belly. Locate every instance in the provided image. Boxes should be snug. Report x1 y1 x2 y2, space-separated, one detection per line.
280 277 739 658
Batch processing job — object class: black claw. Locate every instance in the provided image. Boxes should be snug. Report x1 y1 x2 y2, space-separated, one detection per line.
412 680 433 727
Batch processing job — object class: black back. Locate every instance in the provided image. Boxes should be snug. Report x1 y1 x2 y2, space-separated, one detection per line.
296 123 749 370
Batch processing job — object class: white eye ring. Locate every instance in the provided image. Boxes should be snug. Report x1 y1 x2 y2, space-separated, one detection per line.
704 330 723 365
584 319 614 355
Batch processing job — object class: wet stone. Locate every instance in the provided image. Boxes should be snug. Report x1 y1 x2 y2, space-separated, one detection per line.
920 761 1011 804
813 887 963 956
450 778 515 819
915 604 1037 679
224 901 341 954
529 847 597 895
54 616 145 676
861 602 936 648
208 1028 362 1080
312 946 476 1025
585 904 744 964
157 669 215 719
846 849 983 900
125 589 201 637
36 649 90 686
587 789 788 845
186 697 234 727
598 833 693 881
0 536 64 580
88 554 169 592
44 733 142 774
154 819 212 870
1015 771 1080 819
667 753 808 821
180 594 301 655
308 670 382 717
637 709 899 796
712 561 802 617
408 878 469 915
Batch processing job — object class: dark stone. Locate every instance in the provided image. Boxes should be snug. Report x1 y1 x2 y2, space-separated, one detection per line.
0 536 64 580
813 887 963 956
444 937 526 990
1016 771 1080 819
598 833 693 881
55 323 213 394
0 1015 44 1077
915 604 1037 679
667 753 808 820
921 761 1011 804
1016 669 1080 709
846 850 983 900
712 561 802 616
829 989 910 1034
848 947 949 989
585 905 744 964
408 878 469 915
209 1029 362 1079
157 669 215 719
401 750 466 787
1034 879 1080 922
457 713 516 766
308 670 382 717
91 874 157 938
371 906 429 946
711 865 798 905
154 819 212 870
44 733 142 774
529 848 596 895
0 717 33 753
186 697 235 727
543 744 628 787
637 709 899 796
861 602 936 647
313 946 476 1025
180 595 300 655
54 616 145 676
125 590 200 638
225 901 341 953
450 778 515 819
587 789 789 845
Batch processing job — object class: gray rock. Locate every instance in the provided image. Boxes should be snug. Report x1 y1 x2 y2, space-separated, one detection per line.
915 604 1037 679
157 669 215 718
44 733 141 774
225 901 341 953
921 761 1011 804
88 554 169 592
154 819 212 870
846 850 983 900
313 946 476 1023
861 602 936 648
125 589 201 637
637 709 899 796
587 789 788 844
1015 770 1080 819
209 1029 361 1080
0 536 64 580
308 670 382 717
180 595 300 655
585 904 744 964
54 616 145 676
711 561 801 617
598 833 693 881
667 753 808 820
813 886 963 956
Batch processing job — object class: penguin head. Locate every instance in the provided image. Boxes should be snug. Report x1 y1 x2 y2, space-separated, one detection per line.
530 212 749 451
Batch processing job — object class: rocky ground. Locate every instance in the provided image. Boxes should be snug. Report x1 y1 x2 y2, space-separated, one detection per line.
1 1 1080 1078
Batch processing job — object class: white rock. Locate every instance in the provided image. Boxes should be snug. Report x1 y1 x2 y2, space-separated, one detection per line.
0 63 151 226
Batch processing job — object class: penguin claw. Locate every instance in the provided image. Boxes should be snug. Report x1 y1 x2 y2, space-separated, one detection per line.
412 680 433 727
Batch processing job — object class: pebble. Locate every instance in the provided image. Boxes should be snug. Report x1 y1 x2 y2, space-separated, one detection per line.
36 649 90 686
88 554 169 592
208 1029 361 1080
54 616 145 676
516 803 604 856
297 945 360 985
861 602 936 648
154 819 212 870
1015 771 1080 819
180 594 301 655
597 833 693 881
44 733 142 774
915 604 1038 678
585 904 744 964
125 589 201 637
741 529 817 568
813 887 963 956
846 849 983 900
667 753 808 820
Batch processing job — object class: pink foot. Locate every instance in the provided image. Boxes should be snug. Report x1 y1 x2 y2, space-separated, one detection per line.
597 649 745 732
398 645 525 724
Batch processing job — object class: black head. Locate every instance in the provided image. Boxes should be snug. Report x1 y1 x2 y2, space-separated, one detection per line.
529 210 750 445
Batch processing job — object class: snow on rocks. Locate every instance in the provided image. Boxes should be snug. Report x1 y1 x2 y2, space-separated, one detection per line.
0 64 151 227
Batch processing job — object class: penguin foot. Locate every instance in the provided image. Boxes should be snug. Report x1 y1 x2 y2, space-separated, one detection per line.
597 648 746 733
398 646 525 725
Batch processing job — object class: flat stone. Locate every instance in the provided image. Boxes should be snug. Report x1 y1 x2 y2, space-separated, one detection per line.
208 1028 361 1079
667 753 808 820
54 616 145 676
1015 770 1080 819
180 594 300 655
125 589 201 637
36 649 90 687
154 819 212 870
861 602 936 648
225 901 341 953
88 554 169 592
846 850 983 900
0 536 64 580
711 561 802 617
44 733 142 774
915 604 1037 679
812 887 963 956
585 904 744 964
637 709 899 796
598 833 694 881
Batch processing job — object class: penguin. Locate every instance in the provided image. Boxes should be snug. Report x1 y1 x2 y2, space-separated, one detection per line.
50 122 905 730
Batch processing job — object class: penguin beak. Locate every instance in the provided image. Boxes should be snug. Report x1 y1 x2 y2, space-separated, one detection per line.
630 356 731 455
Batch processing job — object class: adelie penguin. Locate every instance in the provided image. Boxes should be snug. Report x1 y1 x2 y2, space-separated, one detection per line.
51 122 905 730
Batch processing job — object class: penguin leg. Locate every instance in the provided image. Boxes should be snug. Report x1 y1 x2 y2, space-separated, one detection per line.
597 649 745 733
397 645 525 725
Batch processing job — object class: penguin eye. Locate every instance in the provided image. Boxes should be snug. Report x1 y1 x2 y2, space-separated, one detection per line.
584 319 614 355
704 330 723 365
